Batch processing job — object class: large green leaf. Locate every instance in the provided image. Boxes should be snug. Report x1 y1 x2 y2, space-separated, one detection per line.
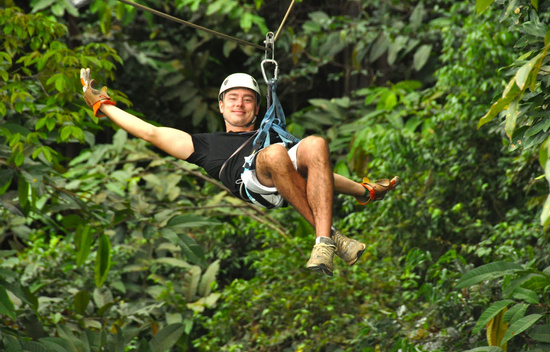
0 286 16 319
198 259 220 297
167 214 221 229
456 262 524 289
476 0 496 14
504 99 518 140
501 314 543 346
487 309 508 349
463 347 503 352
503 303 528 325
540 193 550 226
177 233 206 266
473 300 515 334
76 224 93 266
73 290 90 315
478 79 521 128
413 44 432 71
149 323 185 352
37 337 72 352
512 287 539 304
94 234 112 287
529 325 550 343
55 325 87 352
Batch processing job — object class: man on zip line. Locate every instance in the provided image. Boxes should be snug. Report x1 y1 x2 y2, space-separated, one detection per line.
80 68 399 277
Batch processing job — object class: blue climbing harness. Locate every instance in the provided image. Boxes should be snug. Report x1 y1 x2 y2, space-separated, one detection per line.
251 79 300 153
239 32 300 208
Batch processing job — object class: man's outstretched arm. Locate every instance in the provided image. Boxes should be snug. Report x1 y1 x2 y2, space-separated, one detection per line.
81 67 194 160
99 104 194 160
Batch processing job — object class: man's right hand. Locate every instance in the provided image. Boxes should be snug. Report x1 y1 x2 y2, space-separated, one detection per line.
80 68 115 117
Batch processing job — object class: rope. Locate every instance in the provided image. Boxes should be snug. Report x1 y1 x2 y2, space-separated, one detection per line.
116 0 268 52
114 0 297 52
274 0 295 42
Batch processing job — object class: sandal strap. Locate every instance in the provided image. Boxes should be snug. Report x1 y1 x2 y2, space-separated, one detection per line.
355 176 399 205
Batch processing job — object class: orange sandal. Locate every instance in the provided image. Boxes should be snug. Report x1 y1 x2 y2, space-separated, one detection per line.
355 176 400 205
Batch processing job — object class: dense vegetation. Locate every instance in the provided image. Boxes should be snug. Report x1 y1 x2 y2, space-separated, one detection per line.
1 0 549 351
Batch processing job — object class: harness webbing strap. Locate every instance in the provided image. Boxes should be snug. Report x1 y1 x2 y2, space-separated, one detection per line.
252 79 300 153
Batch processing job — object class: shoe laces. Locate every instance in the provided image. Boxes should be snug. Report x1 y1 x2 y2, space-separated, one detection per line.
313 242 335 257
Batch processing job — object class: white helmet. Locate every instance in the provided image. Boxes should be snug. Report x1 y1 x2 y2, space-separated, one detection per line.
218 73 261 101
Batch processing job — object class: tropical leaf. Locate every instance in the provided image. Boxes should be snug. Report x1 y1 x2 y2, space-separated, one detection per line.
476 0 496 14
73 291 90 315
456 262 524 289
149 323 185 352
503 303 528 325
463 347 503 352
167 214 221 229
501 314 543 346
473 300 515 335
529 325 550 343
0 286 16 319
487 309 508 350
198 259 220 297
94 234 112 287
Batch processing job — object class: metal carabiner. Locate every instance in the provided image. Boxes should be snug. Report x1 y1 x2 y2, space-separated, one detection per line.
261 32 278 85
261 59 279 85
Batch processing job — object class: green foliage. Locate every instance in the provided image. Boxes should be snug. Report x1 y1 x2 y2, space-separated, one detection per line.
458 262 550 350
474 0 550 225
2 1 550 351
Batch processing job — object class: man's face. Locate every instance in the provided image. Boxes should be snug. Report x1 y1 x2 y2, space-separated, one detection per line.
219 88 260 131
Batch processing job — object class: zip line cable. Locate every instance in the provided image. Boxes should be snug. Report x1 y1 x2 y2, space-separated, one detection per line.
273 0 295 42
116 0 268 51
113 0 296 52
72 0 296 52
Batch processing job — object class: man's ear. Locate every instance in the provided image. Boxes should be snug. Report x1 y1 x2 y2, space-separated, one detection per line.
219 100 224 113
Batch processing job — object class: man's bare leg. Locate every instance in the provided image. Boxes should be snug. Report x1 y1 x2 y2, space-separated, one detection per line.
255 137 336 275
334 173 399 204
254 143 316 226
255 136 333 238
334 173 365 197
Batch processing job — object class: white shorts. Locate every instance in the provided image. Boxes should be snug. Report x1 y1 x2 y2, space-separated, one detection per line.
241 142 301 208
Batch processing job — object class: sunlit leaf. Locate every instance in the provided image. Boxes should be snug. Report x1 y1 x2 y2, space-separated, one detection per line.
504 99 519 139
476 0 496 14
198 259 220 297
478 79 521 128
487 309 508 349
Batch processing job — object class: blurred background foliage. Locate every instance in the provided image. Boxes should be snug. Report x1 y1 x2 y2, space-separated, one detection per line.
1 0 550 351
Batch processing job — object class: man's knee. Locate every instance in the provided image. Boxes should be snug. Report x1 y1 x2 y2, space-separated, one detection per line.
257 144 292 168
299 136 329 158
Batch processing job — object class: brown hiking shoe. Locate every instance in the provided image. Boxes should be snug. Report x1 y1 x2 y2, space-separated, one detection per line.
331 228 366 266
306 237 336 276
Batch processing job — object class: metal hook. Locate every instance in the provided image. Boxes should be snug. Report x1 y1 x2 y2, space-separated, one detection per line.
264 32 275 61
261 32 278 85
